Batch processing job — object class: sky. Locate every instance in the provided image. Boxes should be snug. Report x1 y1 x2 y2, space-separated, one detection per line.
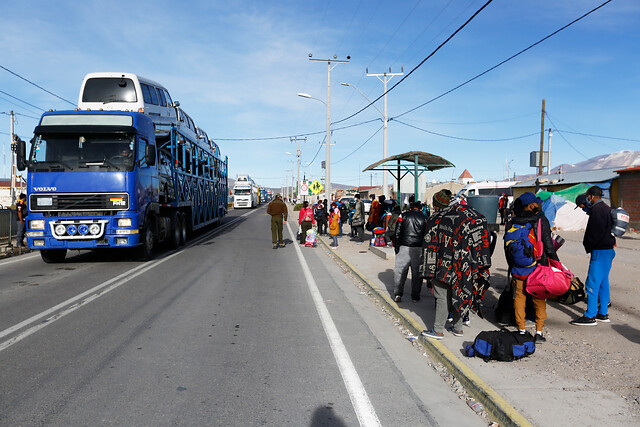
1 0 640 190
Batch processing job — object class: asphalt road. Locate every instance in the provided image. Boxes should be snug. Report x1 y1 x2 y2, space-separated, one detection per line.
0 206 482 426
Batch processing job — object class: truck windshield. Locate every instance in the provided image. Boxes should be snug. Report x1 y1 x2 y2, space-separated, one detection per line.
30 134 136 172
82 78 137 104
234 189 251 195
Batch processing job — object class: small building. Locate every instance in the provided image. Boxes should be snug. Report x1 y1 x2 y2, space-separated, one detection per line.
615 166 640 229
458 169 474 185
511 168 620 206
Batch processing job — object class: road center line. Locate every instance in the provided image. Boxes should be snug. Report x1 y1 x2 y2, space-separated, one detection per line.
286 222 381 427
0 210 256 353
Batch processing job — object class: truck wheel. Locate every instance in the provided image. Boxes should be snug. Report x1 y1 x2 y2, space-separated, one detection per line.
136 222 154 261
41 249 67 263
168 212 181 250
179 212 188 245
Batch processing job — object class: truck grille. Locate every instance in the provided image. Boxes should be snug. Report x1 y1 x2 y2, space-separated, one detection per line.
30 193 129 212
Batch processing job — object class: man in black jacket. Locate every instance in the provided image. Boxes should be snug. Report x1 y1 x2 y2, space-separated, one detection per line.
393 201 427 303
571 186 616 326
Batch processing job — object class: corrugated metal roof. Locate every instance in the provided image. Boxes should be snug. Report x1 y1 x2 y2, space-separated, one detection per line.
616 165 640 173
512 168 619 188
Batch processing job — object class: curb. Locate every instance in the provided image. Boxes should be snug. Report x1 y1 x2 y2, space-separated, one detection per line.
319 237 533 427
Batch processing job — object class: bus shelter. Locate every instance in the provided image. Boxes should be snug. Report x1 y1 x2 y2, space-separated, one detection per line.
363 151 454 202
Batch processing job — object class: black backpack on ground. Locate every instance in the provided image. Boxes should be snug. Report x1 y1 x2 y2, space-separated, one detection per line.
556 277 585 305
465 330 535 362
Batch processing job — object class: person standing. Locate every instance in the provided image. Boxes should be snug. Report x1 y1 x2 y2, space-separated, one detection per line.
367 194 381 230
16 193 28 248
298 201 315 245
329 202 340 247
393 202 427 303
421 190 492 340
267 194 288 249
499 193 509 225
571 186 616 326
505 192 559 342
314 200 327 235
351 194 365 244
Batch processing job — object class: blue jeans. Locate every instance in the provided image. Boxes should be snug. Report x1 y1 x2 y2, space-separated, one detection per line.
584 249 615 318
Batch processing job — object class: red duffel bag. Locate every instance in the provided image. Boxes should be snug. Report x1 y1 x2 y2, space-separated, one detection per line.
525 219 572 299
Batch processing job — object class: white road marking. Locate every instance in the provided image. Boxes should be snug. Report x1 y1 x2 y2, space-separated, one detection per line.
286 221 381 427
0 210 257 353
0 251 40 267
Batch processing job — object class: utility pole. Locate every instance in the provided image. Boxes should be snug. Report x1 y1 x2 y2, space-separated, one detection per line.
367 68 403 199
538 99 545 176
547 128 552 175
9 110 17 206
290 136 305 201
308 54 350 201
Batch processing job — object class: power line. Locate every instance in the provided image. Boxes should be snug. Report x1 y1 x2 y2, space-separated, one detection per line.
0 64 75 106
334 0 494 125
333 125 384 164
544 114 589 160
0 89 45 112
551 129 640 143
212 118 380 142
394 119 538 142
393 0 613 120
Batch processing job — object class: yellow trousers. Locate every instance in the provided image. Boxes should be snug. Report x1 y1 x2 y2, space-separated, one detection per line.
513 278 547 332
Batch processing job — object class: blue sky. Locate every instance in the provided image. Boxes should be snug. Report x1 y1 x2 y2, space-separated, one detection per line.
2 0 639 189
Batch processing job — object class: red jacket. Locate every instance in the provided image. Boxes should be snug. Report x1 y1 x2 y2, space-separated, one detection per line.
298 207 316 225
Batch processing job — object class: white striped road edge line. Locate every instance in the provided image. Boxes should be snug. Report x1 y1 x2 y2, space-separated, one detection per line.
0 209 257 353
286 221 381 427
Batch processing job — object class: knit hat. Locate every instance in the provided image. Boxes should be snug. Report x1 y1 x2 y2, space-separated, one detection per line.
574 193 587 209
432 189 452 209
518 192 542 206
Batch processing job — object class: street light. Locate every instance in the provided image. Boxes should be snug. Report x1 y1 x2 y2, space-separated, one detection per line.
298 92 330 200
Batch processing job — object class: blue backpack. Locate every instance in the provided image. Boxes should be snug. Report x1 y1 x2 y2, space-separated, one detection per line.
465 330 535 362
504 222 538 278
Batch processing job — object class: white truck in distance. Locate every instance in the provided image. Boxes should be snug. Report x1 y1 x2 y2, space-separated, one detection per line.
233 175 258 208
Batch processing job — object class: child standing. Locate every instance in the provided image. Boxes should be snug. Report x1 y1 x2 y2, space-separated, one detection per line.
329 202 340 247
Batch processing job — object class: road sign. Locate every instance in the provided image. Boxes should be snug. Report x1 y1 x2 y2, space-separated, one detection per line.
309 180 323 195
300 183 309 193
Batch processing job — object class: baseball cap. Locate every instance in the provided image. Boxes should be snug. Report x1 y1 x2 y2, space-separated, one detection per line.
517 192 542 206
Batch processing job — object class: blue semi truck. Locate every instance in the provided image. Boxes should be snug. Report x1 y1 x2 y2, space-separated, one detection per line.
16 110 228 263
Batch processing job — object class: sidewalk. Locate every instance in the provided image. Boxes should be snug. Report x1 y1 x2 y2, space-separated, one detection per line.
312 227 639 427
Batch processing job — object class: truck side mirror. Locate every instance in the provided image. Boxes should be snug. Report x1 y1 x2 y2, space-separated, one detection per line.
145 144 156 166
15 138 27 171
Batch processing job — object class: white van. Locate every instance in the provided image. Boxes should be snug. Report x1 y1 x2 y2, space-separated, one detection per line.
455 181 516 203
78 72 179 135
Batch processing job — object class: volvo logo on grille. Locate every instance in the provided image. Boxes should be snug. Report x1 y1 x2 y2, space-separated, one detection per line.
33 187 57 192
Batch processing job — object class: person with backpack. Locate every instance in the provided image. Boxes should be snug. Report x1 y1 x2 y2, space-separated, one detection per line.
421 190 492 340
266 193 288 249
314 200 327 235
351 194 366 244
385 205 401 247
504 192 559 343
571 186 616 326
338 201 349 237
298 201 316 245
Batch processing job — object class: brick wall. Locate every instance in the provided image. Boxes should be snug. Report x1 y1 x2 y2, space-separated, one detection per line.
617 172 640 229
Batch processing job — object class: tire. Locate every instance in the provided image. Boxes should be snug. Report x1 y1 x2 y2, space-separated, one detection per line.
136 220 154 261
40 249 66 263
179 212 188 246
168 212 181 250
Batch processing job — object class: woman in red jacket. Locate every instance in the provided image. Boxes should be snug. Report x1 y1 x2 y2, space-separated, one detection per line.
298 201 316 244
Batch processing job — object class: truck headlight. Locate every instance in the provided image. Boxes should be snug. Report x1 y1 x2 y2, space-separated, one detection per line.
117 218 132 227
30 220 45 230
89 223 101 235
54 224 67 235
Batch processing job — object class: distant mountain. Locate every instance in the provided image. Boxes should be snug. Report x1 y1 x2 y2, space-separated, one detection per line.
513 150 640 181
551 150 640 174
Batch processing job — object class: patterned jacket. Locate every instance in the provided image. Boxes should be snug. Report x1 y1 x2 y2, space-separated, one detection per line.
421 204 492 316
